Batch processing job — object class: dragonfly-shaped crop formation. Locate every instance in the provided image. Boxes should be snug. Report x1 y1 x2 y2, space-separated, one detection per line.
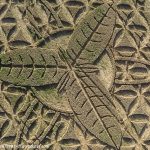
0 3 124 150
